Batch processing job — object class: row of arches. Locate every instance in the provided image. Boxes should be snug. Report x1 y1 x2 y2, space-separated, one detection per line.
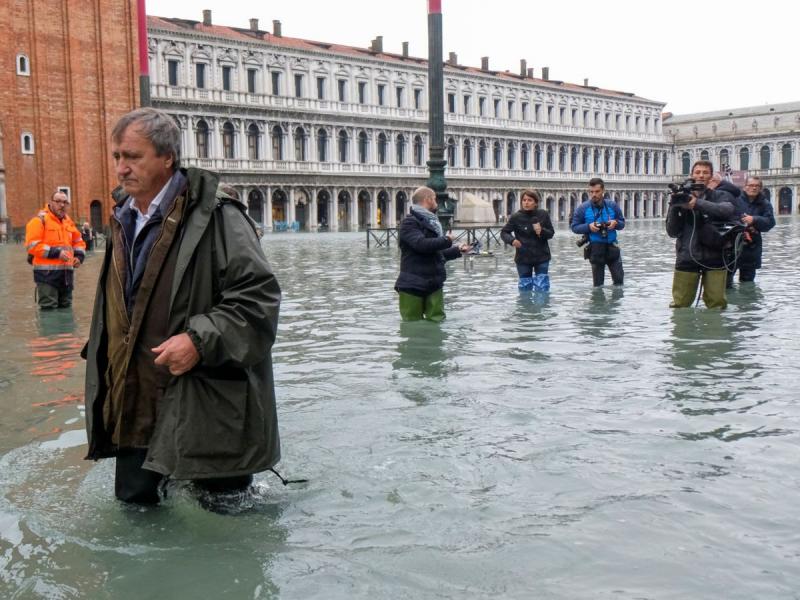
192 119 427 165
447 139 667 174
681 143 794 173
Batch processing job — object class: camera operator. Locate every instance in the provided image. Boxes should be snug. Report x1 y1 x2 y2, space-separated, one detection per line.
727 176 775 287
570 177 625 287
665 160 735 309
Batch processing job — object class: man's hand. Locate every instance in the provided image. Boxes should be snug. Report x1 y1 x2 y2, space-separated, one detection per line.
685 196 698 210
607 219 618 231
742 215 754 226
72 257 81 268
512 239 522 248
533 223 542 235
58 249 73 263
152 333 200 376
459 243 470 253
589 223 600 233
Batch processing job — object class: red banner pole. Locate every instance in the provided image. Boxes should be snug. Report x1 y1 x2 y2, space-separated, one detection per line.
428 0 442 15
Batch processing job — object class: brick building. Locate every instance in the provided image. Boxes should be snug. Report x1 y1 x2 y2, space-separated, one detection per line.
0 0 140 239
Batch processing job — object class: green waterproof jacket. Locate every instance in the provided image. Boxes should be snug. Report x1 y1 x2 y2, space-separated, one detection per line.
83 167 281 479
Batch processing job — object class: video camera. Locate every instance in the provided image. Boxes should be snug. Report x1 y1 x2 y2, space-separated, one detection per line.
668 179 706 205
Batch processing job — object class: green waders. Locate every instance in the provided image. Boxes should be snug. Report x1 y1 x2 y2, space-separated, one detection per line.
670 269 727 309
36 282 73 309
398 289 445 322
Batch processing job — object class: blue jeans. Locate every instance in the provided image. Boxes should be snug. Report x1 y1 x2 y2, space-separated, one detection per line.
516 261 549 278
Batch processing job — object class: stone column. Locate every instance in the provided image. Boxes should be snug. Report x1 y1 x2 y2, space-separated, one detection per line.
331 188 339 232
351 187 359 230
288 188 297 225
265 186 273 232
309 188 318 231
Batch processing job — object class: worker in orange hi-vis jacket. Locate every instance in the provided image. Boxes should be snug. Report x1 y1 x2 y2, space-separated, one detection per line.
25 191 86 309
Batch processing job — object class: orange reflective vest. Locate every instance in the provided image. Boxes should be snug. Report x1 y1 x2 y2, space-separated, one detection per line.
25 207 86 286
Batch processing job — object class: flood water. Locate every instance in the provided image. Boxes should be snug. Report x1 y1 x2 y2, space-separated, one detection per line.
1 218 799 599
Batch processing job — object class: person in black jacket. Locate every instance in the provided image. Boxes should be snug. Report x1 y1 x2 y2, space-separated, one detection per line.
665 160 735 309
500 188 554 291
728 176 776 286
395 186 469 321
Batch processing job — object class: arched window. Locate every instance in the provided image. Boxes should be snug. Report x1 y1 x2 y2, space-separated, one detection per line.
358 131 369 163
317 128 328 162
634 150 641 174
378 133 388 164
413 135 424 166
614 150 621 173
447 137 456 167
604 149 611 173
493 141 502 169
16 54 30 76
739 147 749 170
534 144 541 170
507 142 515 169
247 124 259 160
582 148 590 172
396 134 406 165
719 149 729 170
782 143 792 169
593 148 600 173
294 127 307 161
338 130 349 163
681 151 690 175
272 125 284 160
570 146 578 172
760 145 770 169
463 139 472 168
644 151 651 174
558 146 566 171
196 120 209 158
700 149 709 161
479 141 487 168
546 145 554 171
521 143 529 170
222 122 235 159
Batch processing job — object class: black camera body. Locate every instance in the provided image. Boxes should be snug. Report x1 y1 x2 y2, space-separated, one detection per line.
668 179 706 205
576 234 589 247
596 222 609 238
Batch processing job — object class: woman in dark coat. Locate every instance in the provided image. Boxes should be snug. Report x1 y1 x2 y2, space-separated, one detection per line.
500 189 555 291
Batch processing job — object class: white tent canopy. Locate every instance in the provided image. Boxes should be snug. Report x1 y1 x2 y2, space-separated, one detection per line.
456 193 496 225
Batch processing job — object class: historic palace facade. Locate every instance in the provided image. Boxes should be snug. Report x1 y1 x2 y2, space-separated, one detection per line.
664 102 800 215
147 12 673 232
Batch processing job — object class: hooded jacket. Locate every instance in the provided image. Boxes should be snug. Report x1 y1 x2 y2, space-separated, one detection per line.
733 191 775 269
665 189 735 271
83 167 281 480
500 208 554 265
395 209 461 296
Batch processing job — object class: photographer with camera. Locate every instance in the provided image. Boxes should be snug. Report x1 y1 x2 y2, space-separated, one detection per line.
500 188 555 292
726 176 775 287
666 160 735 309
571 178 625 287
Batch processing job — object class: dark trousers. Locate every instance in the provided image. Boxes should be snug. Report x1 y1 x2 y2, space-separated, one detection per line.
588 243 623 287
516 261 550 277
36 283 72 309
726 267 757 288
115 448 253 505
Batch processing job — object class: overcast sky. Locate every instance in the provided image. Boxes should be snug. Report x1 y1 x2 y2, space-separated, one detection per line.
146 0 796 115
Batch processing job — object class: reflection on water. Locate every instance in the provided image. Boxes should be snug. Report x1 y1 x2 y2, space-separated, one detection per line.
2 218 800 599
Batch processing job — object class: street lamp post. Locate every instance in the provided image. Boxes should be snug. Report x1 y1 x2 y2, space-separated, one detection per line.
137 0 151 107
426 0 454 230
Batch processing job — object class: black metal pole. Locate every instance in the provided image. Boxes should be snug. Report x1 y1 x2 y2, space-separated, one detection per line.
137 0 151 106
426 0 453 230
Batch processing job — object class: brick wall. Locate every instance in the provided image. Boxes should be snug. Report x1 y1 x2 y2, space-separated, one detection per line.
0 0 139 232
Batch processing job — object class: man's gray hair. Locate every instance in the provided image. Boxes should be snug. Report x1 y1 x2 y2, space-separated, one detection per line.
111 107 181 170
412 186 435 204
